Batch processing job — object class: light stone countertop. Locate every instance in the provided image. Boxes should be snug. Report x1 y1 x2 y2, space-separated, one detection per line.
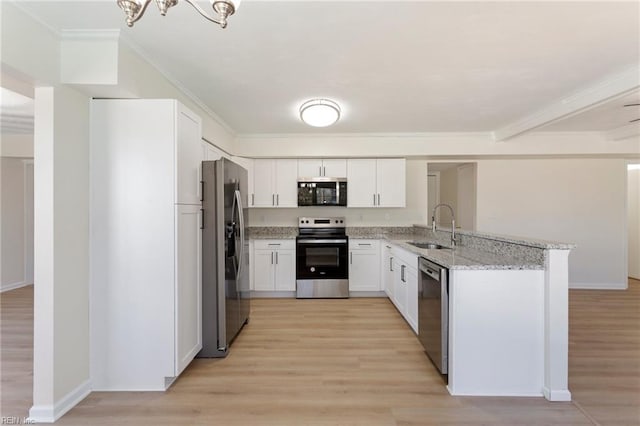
248 226 574 270
383 236 544 270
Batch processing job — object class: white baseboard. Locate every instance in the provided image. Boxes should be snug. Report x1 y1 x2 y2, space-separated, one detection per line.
1 281 31 292
569 282 628 290
28 379 91 423
543 387 572 402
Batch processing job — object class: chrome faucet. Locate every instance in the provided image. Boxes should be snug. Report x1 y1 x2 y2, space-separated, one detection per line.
431 203 456 247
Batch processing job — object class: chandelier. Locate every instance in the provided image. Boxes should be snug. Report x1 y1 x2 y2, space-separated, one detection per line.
117 0 241 29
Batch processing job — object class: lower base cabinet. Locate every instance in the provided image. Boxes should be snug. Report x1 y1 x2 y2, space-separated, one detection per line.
252 240 296 292
387 245 419 334
349 240 381 291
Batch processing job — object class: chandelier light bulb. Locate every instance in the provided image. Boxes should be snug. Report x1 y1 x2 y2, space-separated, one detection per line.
299 99 341 127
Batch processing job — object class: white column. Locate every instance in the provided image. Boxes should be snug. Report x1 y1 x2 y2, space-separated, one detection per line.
543 249 572 401
29 87 55 421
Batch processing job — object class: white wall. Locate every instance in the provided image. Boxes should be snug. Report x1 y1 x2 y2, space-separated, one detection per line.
0 134 34 157
52 85 90 402
236 132 640 158
456 163 477 231
629 167 640 280
439 167 457 226
476 159 628 289
0 157 31 291
248 159 428 226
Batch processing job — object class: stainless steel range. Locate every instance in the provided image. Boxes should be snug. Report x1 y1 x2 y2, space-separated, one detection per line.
296 217 349 298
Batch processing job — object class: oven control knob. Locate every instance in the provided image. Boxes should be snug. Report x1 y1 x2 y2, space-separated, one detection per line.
310 267 316 272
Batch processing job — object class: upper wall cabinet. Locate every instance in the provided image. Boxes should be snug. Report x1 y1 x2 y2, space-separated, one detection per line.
251 159 297 207
175 103 203 205
298 159 347 178
347 159 406 207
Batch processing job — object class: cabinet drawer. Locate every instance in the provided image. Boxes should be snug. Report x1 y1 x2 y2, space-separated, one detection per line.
253 239 295 250
349 239 380 250
391 245 418 269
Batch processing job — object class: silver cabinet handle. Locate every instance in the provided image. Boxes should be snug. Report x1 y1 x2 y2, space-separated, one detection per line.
267 243 281 246
319 166 322 176
271 252 274 264
276 251 278 264
401 264 406 282
277 194 279 206
373 194 376 206
350 252 353 264
251 193 255 206
200 181 204 202
272 194 275 206
358 243 372 246
200 208 204 230
377 193 381 205
390 256 393 271
323 166 326 176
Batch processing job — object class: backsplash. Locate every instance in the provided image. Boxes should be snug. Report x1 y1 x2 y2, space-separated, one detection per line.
247 207 427 227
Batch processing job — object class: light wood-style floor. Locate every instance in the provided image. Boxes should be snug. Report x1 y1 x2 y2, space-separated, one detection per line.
1 280 639 425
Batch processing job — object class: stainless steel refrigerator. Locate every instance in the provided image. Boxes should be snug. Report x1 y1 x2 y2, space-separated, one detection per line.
198 158 250 358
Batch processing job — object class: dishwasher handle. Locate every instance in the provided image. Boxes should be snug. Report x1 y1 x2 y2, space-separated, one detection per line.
419 258 442 281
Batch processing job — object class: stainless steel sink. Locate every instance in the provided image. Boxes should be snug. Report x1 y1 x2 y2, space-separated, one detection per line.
407 241 447 249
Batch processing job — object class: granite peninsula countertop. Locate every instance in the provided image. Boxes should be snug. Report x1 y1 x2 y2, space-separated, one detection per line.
248 226 574 270
383 236 544 270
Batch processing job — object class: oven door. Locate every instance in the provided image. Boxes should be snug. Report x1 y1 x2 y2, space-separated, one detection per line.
296 238 348 279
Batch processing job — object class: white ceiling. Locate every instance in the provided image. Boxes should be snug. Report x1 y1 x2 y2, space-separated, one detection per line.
12 0 640 135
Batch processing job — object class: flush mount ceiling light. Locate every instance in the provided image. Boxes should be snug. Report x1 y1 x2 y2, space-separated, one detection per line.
117 0 241 29
299 99 341 127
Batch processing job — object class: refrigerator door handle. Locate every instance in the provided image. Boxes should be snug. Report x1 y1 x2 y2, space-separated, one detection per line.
233 190 245 282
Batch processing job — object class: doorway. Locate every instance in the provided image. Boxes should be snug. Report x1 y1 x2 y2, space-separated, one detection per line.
427 162 477 231
628 163 640 280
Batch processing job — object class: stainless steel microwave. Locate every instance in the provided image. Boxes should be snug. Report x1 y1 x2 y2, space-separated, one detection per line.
297 178 347 207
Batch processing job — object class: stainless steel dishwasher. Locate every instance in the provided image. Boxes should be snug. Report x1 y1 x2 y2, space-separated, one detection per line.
418 258 449 375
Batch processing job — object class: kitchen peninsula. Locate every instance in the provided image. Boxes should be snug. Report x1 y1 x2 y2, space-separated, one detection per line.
248 224 574 402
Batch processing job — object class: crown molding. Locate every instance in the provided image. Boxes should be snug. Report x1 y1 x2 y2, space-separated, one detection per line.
604 122 640 141
60 29 121 41
235 132 494 140
493 65 640 142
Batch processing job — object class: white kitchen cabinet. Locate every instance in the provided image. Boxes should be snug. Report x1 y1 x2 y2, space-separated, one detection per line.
382 244 395 299
175 204 202 375
393 258 408 315
388 244 419 334
298 159 347 178
404 265 418 333
376 159 406 207
347 159 406 207
252 240 296 292
349 239 381 291
90 99 202 391
346 159 377 207
251 159 297 207
176 103 203 205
